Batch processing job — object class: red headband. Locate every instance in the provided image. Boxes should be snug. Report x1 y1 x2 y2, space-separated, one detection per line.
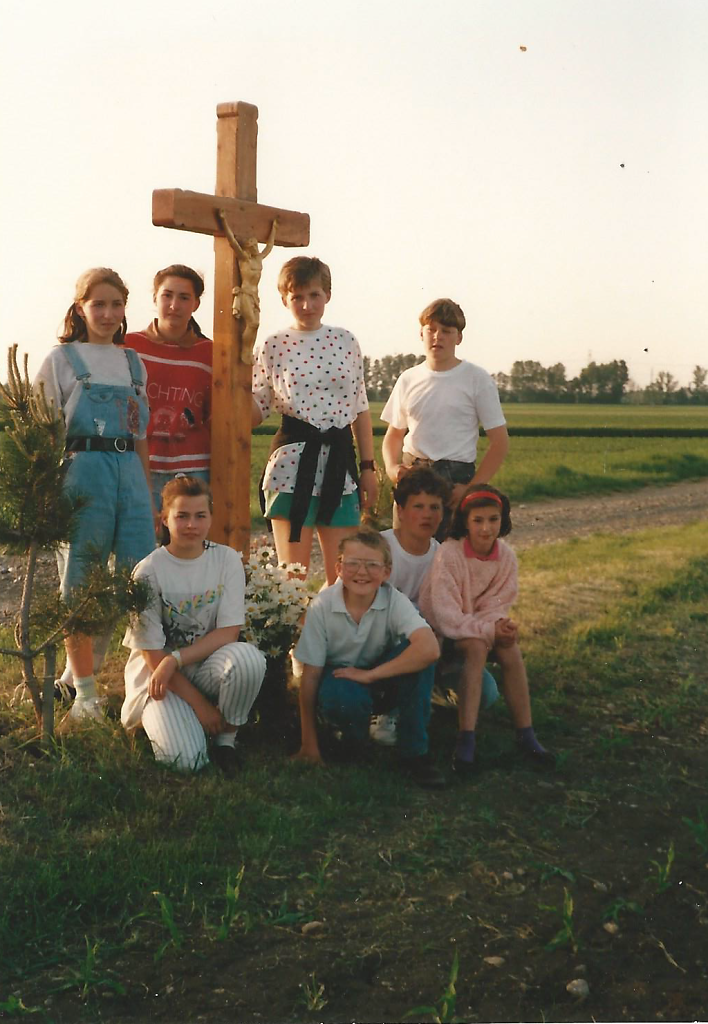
461 490 503 510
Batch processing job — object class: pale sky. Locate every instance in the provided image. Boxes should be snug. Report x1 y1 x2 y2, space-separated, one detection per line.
1 0 706 387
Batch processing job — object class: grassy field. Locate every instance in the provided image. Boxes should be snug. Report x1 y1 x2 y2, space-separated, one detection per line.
260 402 708 432
367 401 708 431
250 428 708 528
2 521 708 1022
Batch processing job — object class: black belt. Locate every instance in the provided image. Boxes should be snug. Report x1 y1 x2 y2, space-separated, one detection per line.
65 436 135 453
403 454 475 484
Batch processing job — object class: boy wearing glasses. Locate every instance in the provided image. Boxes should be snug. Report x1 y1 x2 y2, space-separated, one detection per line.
293 529 445 788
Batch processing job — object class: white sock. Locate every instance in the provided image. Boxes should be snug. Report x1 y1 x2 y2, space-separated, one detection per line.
74 675 97 702
214 729 237 747
60 630 114 686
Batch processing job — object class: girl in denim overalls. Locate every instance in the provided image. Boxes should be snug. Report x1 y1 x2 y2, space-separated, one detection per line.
34 268 155 719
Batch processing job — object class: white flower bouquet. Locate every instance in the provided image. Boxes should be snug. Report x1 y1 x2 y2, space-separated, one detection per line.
241 546 310 659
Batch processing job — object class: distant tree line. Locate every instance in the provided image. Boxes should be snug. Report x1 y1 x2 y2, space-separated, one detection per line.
364 354 708 405
493 361 708 405
628 366 708 406
363 354 425 401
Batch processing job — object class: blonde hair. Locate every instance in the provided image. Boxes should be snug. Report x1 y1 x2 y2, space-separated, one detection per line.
338 528 392 567
59 267 129 344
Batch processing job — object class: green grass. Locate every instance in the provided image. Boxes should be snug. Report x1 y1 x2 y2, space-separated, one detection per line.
492 436 708 502
2 522 708 1021
368 400 708 430
249 428 708 528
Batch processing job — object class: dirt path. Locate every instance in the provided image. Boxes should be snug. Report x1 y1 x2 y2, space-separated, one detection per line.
1 478 707 621
505 476 708 550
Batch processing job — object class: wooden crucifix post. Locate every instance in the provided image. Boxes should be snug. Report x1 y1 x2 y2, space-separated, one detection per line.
152 101 310 552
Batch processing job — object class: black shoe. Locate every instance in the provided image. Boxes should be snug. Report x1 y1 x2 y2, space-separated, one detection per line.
401 754 447 790
517 744 556 770
452 756 479 780
54 681 76 703
211 744 242 777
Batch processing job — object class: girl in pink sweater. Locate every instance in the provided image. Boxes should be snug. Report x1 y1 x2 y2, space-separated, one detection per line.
418 484 554 776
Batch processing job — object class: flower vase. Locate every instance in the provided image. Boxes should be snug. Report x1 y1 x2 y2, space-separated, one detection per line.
255 652 291 723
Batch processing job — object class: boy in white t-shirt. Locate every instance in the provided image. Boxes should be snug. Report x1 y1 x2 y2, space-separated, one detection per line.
375 467 499 746
381 298 509 530
382 468 450 606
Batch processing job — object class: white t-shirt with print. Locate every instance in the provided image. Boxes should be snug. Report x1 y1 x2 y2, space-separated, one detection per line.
381 360 505 463
251 325 369 495
121 542 245 729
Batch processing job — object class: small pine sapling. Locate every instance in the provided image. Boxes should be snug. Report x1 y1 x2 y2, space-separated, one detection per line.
0 345 150 744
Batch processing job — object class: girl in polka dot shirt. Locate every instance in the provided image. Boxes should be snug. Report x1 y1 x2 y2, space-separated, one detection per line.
252 257 377 584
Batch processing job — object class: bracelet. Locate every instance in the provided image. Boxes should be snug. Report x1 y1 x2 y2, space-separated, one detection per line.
359 460 376 472
171 649 183 668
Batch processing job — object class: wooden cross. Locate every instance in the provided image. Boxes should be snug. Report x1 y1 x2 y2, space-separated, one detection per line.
152 101 310 552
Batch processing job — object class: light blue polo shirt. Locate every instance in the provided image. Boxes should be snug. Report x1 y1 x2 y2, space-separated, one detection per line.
294 579 429 669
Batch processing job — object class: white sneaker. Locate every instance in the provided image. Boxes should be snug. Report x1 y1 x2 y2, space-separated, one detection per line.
369 713 398 746
69 697 107 721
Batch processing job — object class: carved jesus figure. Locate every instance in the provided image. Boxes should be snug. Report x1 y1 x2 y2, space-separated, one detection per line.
216 210 278 364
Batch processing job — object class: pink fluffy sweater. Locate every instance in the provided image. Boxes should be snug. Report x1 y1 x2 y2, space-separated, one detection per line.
418 538 518 647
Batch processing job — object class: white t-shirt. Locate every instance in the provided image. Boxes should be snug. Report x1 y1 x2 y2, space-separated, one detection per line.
381 529 439 607
380 360 505 462
251 325 369 495
34 342 149 439
121 542 245 728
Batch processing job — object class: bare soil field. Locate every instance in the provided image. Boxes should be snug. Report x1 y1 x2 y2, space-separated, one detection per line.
507 477 708 550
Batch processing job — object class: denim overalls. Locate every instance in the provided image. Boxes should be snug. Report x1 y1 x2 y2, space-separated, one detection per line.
59 344 154 597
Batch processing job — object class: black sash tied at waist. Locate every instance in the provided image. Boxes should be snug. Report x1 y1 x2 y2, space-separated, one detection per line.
260 415 359 543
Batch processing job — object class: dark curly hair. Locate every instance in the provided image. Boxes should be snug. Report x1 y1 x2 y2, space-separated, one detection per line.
448 483 512 539
393 467 451 509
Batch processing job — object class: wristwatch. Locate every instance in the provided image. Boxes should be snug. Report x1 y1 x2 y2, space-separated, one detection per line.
359 460 376 472
171 649 183 668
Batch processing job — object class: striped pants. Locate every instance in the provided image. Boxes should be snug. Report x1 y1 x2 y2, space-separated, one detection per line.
141 642 266 771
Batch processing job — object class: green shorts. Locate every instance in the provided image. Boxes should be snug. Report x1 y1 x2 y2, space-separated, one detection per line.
264 489 361 528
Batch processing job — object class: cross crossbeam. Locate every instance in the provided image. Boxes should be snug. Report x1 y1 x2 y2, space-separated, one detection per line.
151 101 310 552
153 189 309 246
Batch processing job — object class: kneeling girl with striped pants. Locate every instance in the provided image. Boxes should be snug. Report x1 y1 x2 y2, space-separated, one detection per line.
122 476 266 774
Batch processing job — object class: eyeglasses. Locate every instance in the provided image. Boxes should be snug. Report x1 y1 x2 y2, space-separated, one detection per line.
339 558 387 572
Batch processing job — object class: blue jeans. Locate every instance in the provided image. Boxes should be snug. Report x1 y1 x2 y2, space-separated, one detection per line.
60 451 154 596
59 345 153 598
317 641 434 758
